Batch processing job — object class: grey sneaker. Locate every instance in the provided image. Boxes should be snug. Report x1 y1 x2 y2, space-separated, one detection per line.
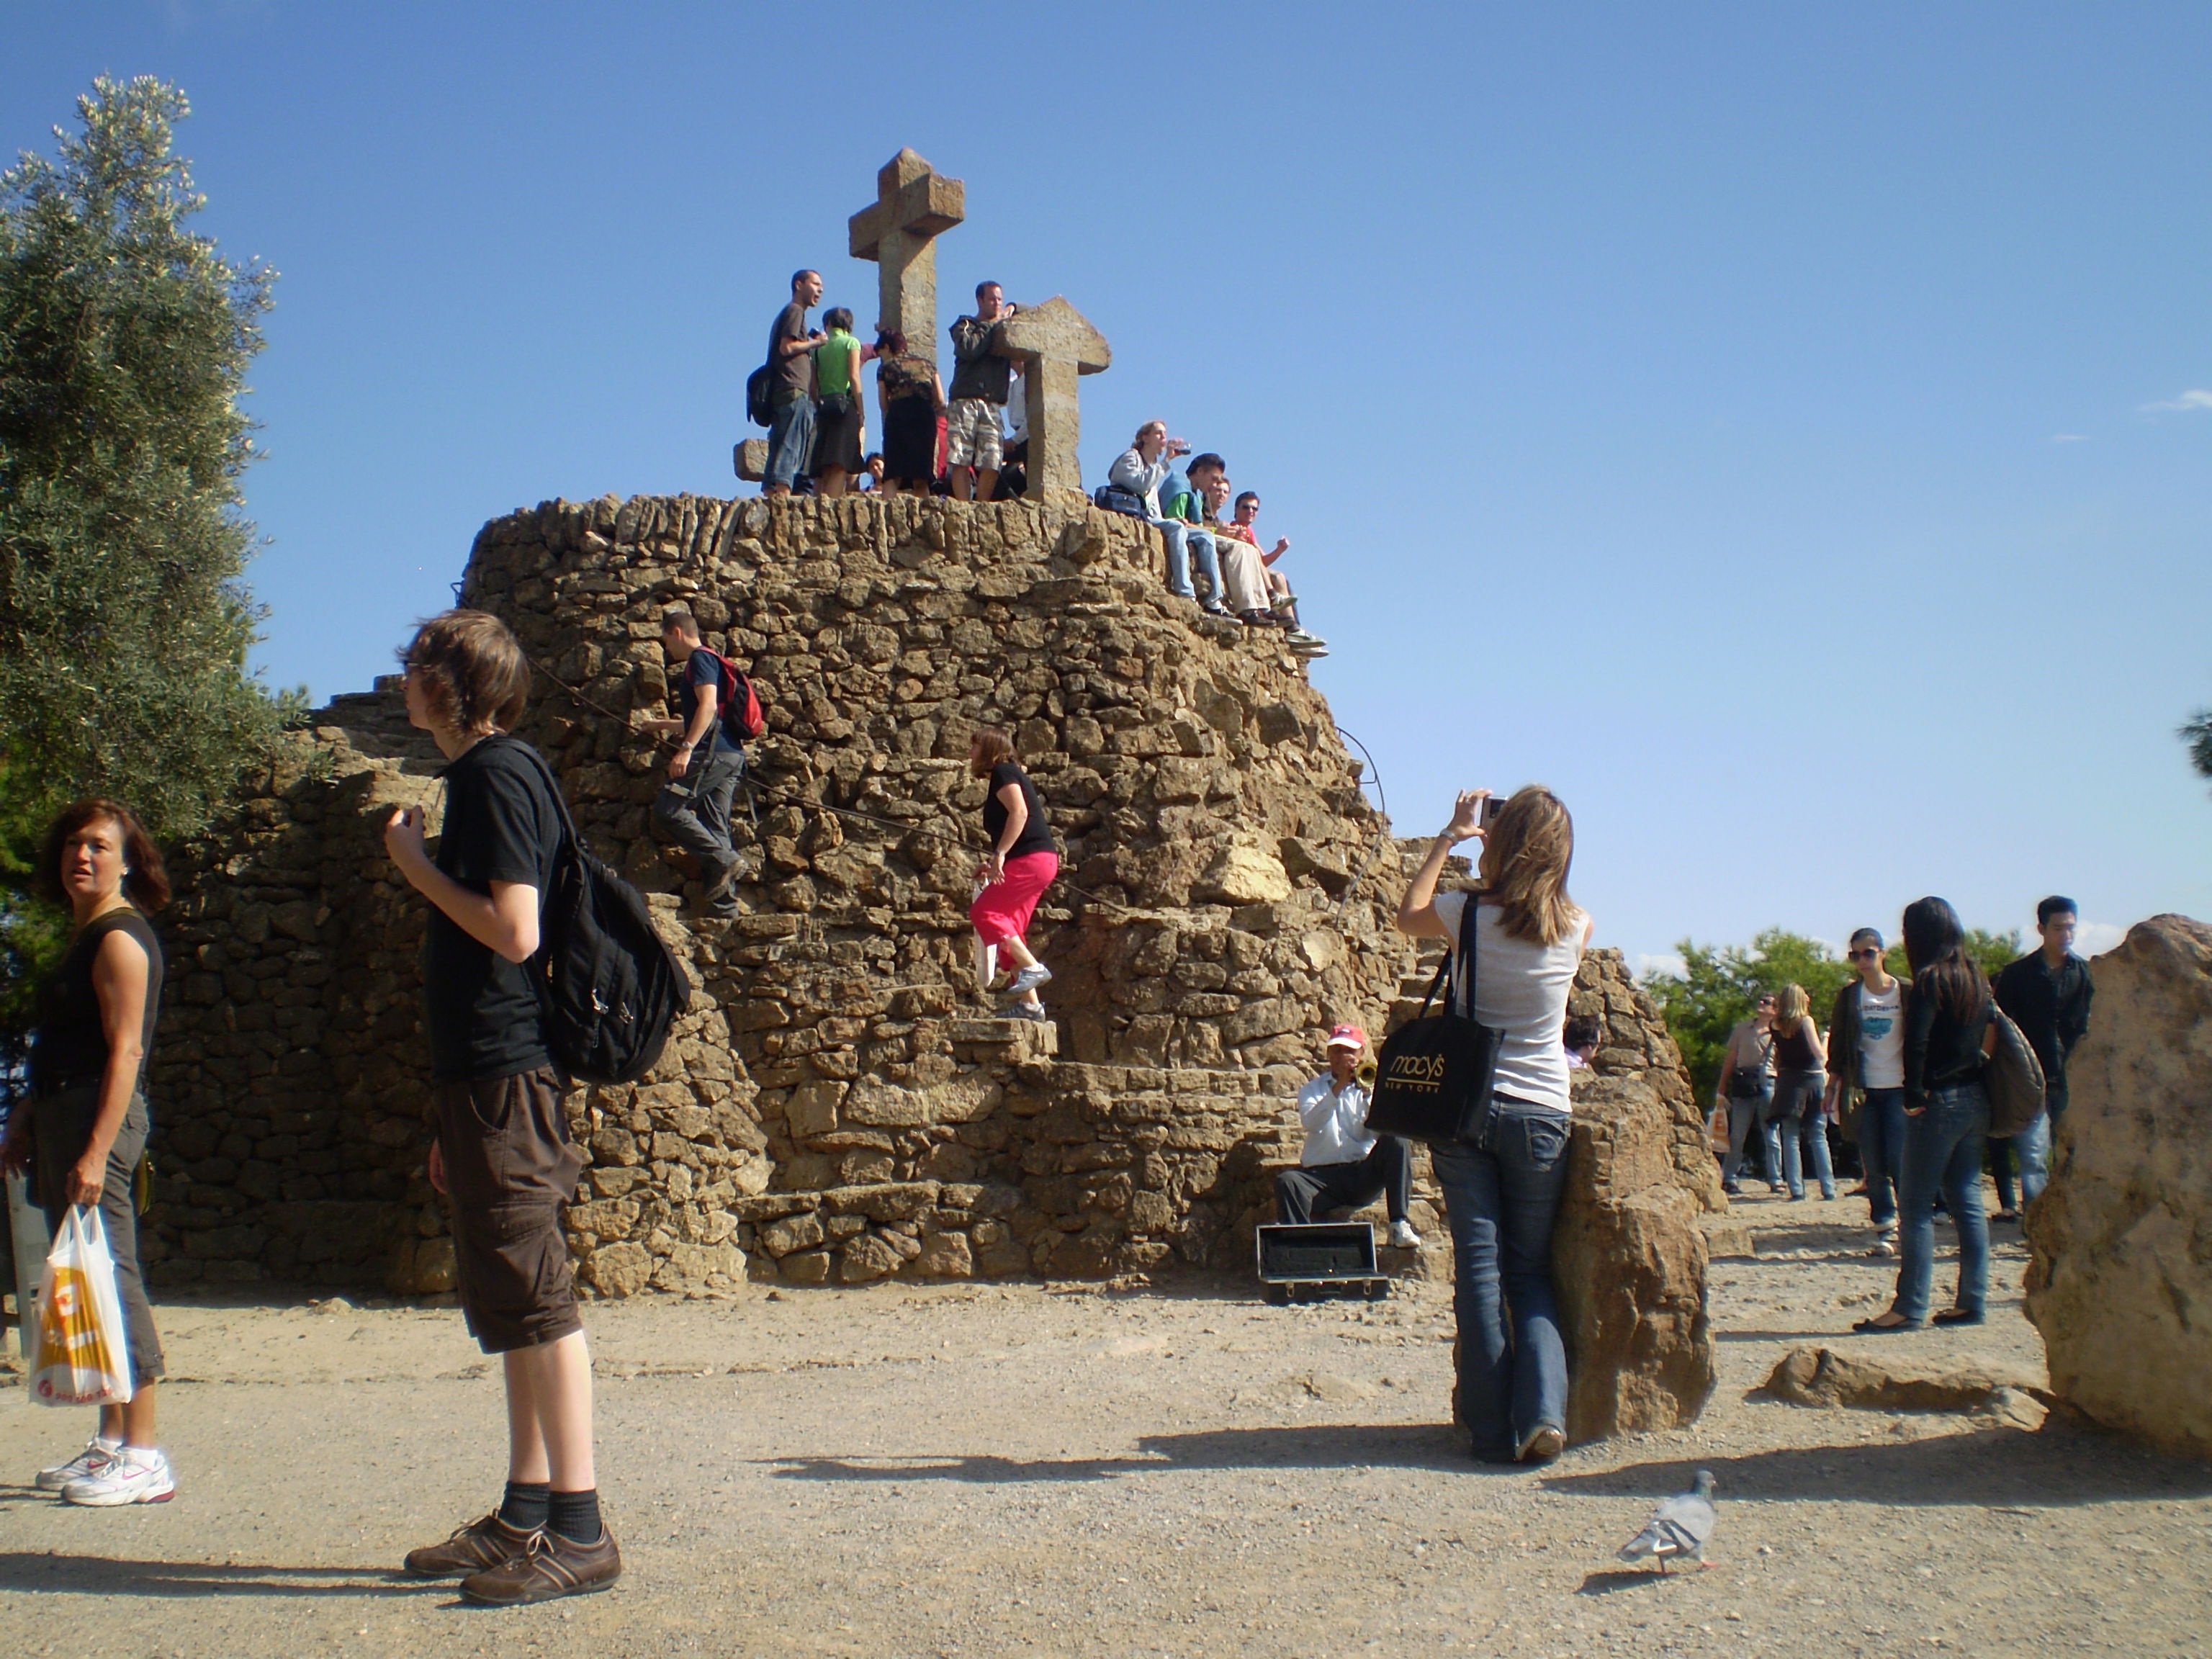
37 1437 120 1492
1005 1002 1049 1024
1008 963 1053 995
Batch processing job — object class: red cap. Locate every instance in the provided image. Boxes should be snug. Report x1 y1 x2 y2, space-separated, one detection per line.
1326 1024 1367 1051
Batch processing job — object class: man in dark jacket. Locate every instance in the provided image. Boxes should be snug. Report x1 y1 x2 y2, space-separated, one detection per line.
1824 929 1910 1252
946 281 1013 501
1992 896 2095 1209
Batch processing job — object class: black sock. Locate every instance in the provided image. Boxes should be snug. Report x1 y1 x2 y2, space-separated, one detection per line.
500 1480 550 1531
547 1488 601 1545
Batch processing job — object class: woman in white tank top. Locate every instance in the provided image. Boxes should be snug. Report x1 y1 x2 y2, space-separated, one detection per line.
1398 786 1592 1465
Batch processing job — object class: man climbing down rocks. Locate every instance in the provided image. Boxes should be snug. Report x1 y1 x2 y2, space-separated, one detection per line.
648 607 749 916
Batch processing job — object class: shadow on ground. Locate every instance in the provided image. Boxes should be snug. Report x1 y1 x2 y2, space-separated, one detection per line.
767 1421 1478 1484
0 1552 444 1599
1541 1421 2212 1509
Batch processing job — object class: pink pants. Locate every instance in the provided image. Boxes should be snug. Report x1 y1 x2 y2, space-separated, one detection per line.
969 851 1058 946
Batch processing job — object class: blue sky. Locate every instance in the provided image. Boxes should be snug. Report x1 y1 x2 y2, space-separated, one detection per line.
7 1 2208 969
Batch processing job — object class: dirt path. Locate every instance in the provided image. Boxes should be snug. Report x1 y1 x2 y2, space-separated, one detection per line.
2 1185 2207 1658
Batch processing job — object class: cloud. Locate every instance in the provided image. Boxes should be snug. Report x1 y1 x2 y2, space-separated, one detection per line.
2142 389 2212 413
2049 433 2089 443
1635 951 1686 983
2074 920 2126 957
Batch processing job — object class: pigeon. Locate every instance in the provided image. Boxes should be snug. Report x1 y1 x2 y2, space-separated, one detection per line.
1616 1470 1718 1572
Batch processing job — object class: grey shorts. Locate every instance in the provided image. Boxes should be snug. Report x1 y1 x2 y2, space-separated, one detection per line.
945 397 1004 472
32 1086 165 1388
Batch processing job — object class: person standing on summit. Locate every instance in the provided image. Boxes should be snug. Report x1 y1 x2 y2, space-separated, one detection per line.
947 281 1015 501
763 269 826 498
1991 896 2095 1211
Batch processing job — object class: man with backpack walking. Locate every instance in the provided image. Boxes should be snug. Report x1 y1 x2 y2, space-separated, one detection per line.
648 607 755 917
381 608 621 1604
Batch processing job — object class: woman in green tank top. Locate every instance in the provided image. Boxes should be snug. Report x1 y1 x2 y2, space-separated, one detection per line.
809 306 866 496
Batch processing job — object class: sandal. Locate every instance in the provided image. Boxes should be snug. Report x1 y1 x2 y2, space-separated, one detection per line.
1851 1312 1925 1334
1931 1308 1984 1326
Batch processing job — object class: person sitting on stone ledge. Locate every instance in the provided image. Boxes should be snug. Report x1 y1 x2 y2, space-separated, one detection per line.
1107 421 1229 616
1275 1024 1422 1249
858 452 884 492
1159 452 1241 618
1220 488 1326 655
946 281 1015 501
1179 455 1278 628
967 727 1057 1024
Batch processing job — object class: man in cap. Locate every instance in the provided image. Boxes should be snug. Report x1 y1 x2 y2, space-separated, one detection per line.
1274 1024 1421 1248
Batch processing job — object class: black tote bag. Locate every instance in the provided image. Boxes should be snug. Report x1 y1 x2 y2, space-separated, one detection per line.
1364 900 1507 1146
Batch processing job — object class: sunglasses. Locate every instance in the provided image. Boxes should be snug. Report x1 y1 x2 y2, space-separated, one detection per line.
1849 948 1882 961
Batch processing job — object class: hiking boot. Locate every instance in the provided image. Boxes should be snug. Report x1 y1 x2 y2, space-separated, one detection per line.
701 853 743 906
37 1437 120 1492
62 1447 174 1507
459 1526 623 1606
404 1513 540 1578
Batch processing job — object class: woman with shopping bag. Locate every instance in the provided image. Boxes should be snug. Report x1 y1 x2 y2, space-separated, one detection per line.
1 799 174 1506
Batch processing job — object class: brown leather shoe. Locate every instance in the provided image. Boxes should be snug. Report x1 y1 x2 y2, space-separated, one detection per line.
403 1513 538 1578
459 1526 621 1605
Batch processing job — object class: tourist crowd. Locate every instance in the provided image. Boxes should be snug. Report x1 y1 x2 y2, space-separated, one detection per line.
757 271 1328 658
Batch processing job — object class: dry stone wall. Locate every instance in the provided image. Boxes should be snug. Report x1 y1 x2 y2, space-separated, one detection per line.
140 490 1719 1398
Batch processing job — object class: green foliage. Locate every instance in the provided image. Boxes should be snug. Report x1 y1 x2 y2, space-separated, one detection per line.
0 76 284 1074
2184 709 2212 783
1642 925 2023 1102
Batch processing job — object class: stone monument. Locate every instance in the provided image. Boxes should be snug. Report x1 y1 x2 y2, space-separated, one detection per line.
848 148 965 361
994 297 1111 502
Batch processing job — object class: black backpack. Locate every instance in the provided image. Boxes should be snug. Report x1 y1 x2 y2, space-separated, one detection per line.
745 362 776 428
492 738 690 1085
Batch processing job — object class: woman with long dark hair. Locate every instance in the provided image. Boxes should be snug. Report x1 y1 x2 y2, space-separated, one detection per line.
1 801 174 1503
872 326 943 495
1398 786 1593 1464
1855 896 1993 1332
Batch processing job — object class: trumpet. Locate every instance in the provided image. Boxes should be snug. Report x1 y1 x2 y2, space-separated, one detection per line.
1356 1057 1379 1087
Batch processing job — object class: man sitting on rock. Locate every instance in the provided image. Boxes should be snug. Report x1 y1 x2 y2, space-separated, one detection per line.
1275 1024 1421 1248
1220 488 1326 655
1180 457 1279 629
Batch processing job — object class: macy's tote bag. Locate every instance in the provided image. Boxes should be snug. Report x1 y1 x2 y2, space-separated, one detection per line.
1364 900 1506 1146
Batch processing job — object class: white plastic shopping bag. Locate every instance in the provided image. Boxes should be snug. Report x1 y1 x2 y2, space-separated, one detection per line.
31 1206 134 1407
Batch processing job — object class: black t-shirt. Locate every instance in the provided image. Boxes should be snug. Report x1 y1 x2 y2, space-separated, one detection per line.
30 907 163 1096
982 762 1053 860
678 649 739 754
424 737 564 1083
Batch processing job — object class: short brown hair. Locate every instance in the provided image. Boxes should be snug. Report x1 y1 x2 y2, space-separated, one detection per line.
1477 786 1578 947
398 609 529 734
41 799 170 912
968 727 1016 776
660 606 700 640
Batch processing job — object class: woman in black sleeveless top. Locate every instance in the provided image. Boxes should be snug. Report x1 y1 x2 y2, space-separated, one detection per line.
1 799 174 1505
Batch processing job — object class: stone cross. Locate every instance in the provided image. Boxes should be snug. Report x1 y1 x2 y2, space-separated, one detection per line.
848 148 966 361
992 297 1111 502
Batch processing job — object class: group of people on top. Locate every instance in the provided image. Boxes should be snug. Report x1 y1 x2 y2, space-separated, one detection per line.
756 271 1328 658
1709 897 2093 1332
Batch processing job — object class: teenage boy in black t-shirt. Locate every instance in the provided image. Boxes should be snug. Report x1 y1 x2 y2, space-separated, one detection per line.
381 608 621 1605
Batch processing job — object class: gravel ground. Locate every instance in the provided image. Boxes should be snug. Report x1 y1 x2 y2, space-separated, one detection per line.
2 1181 2208 1659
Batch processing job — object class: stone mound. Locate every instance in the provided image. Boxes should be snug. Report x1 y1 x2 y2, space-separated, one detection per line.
2024 913 2212 1457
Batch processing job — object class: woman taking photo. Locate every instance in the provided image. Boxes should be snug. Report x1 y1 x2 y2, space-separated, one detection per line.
809 306 866 498
1 800 173 1504
1856 896 1993 1333
1398 786 1592 1465
967 728 1056 1023
1764 984 1836 1201
872 327 943 496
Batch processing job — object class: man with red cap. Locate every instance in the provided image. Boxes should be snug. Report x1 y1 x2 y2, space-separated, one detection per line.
1275 1023 1421 1247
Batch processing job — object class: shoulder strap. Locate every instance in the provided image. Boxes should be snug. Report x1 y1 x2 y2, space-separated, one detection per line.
483 735 580 863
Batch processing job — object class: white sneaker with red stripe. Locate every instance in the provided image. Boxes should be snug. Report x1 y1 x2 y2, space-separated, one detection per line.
37 1437 121 1491
63 1447 174 1506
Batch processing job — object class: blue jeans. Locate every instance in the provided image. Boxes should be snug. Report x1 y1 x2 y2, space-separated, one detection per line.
1431 1104 1571 1462
765 391 817 491
1990 1109 2051 1211
1721 1087 1770 1184
1765 1069 1834 1198
1152 519 1223 603
1858 1087 1907 1228
1893 1081 1991 1321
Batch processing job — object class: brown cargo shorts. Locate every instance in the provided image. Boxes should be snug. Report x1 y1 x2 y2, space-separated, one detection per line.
434 1066 587 1354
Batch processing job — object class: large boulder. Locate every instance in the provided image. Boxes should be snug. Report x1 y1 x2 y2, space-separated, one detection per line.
2024 914 2212 1456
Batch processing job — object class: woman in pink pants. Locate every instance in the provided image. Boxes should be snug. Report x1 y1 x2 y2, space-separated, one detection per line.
966 729 1058 1022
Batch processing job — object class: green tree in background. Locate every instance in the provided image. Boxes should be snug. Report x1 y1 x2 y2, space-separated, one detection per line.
1642 925 2023 1103
2184 709 2212 783
0 76 288 1072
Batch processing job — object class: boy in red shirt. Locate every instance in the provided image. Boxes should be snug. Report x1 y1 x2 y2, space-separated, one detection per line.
1218 488 1325 656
